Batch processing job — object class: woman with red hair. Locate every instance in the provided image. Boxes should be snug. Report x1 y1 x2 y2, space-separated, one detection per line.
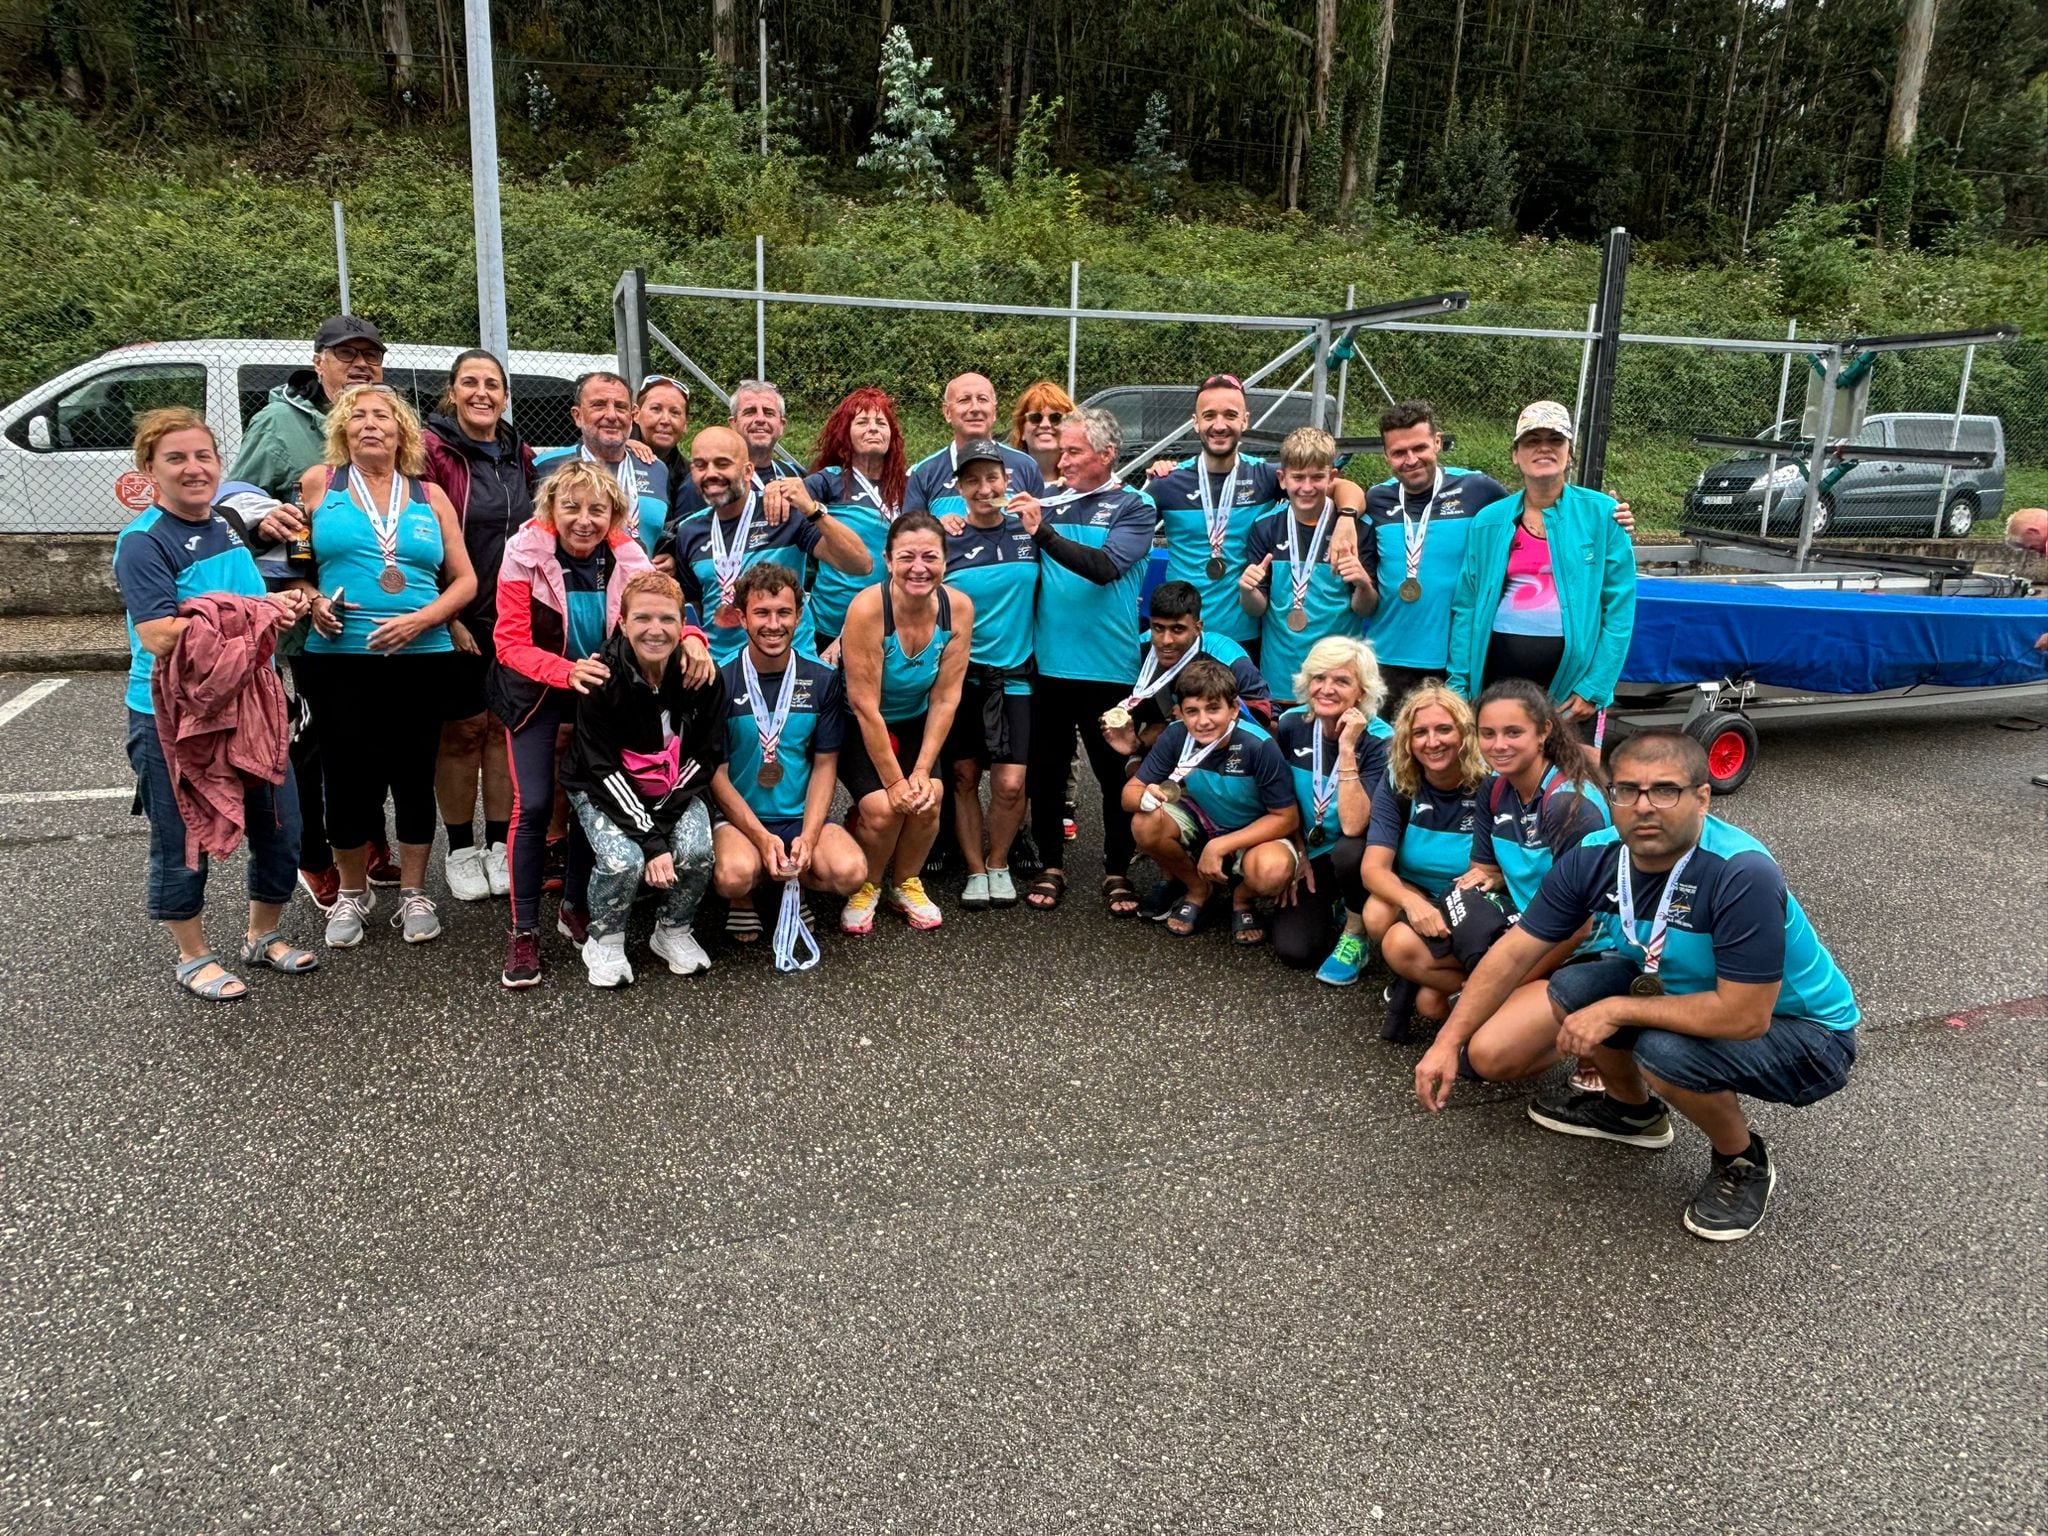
803 387 909 659
1009 380 1076 484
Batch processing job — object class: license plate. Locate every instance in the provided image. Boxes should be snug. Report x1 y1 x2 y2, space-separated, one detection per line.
1701 495 1733 505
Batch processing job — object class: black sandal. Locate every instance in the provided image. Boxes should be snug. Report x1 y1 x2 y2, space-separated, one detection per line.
1102 874 1140 918
1230 907 1266 947
1026 871 1067 910
1165 897 1210 937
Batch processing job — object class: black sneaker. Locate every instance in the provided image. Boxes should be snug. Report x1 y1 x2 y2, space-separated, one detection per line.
1527 1088 1675 1148
1683 1136 1777 1241
1139 878 1184 921
1380 978 1419 1043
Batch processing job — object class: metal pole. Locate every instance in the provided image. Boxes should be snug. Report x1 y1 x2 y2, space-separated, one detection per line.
463 0 510 358
332 200 352 316
1334 283 1356 434
1311 321 1331 433
1794 345 1840 570
613 267 650 389
1067 261 1081 401
1570 301 1595 440
1577 227 1630 489
1760 319 1796 537
754 235 767 380
758 7 770 158
1931 343 1976 538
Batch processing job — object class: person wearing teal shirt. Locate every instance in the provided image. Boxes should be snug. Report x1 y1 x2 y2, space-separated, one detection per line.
1418 729 1858 1243
799 386 908 651
1445 400 1639 727
1238 427 1377 704
1147 376 1285 647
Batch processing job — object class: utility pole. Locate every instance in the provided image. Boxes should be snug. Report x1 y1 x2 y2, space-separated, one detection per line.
463 0 510 357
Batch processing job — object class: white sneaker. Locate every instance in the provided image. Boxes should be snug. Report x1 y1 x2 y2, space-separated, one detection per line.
650 920 712 975
484 841 511 897
445 846 491 902
581 933 634 988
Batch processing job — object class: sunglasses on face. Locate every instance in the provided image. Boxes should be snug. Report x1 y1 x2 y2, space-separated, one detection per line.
1024 410 1065 427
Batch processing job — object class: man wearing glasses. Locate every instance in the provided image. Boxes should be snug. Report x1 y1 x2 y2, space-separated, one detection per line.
1414 728 1858 1243
905 373 1047 519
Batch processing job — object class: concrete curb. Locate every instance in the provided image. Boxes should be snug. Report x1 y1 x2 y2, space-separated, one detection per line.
0 649 128 674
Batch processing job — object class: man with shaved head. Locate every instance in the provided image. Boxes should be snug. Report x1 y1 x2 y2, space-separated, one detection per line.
2005 507 2048 558
904 373 1047 519
660 426 872 664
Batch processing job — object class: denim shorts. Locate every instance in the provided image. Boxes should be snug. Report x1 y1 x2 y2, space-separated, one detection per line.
1547 951 1856 1107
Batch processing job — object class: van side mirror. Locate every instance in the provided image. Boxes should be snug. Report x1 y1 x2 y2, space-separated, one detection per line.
26 416 51 450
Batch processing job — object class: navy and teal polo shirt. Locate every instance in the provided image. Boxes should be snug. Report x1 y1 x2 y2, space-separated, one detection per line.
113 504 270 715
1361 468 1508 670
670 456 805 520
1032 483 1159 684
533 446 671 560
904 441 1045 520
1469 768 1610 917
669 504 831 664
718 652 845 825
1519 817 1860 1031
1150 454 1283 644
1138 718 1294 836
1242 503 1370 696
1272 707 1394 860
1128 633 1271 733
943 515 1039 691
1367 768 1483 898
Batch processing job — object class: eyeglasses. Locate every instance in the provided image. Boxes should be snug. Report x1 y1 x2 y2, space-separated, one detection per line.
637 373 691 401
1024 410 1065 427
1608 781 1701 808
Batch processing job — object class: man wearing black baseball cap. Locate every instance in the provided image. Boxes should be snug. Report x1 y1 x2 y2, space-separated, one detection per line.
229 315 388 501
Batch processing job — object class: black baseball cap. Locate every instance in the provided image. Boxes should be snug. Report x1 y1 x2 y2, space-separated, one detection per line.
315 315 387 353
956 437 1006 469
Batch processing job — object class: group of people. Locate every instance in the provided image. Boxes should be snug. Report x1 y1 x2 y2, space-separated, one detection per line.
114 315 1861 1241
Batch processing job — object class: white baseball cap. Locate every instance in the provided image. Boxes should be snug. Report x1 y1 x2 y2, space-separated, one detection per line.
1514 400 1575 443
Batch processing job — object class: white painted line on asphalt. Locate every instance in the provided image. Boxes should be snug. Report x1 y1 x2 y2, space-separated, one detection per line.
0 678 67 729
0 787 131 805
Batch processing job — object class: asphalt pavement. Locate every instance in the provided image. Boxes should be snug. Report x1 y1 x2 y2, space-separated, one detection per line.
1 670 2044 1534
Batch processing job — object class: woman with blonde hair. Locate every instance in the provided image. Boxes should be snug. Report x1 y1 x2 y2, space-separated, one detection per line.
487 460 713 988
1268 634 1394 982
294 384 476 950
1358 682 1487 1040
1008 380 1076 483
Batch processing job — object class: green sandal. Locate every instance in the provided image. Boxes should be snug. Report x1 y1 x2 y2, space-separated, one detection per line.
174 954 246 1002
240 931 320 974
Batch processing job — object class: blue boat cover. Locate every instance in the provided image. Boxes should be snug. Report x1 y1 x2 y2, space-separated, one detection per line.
1625 577 2048 693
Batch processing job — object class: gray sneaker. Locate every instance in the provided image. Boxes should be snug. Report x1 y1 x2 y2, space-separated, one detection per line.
324 889 373 949
390 888 442 944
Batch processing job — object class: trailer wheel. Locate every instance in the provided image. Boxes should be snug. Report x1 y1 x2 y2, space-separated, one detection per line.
1685 712 1758 794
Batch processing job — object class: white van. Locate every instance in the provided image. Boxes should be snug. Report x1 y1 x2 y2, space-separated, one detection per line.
0 339 618 535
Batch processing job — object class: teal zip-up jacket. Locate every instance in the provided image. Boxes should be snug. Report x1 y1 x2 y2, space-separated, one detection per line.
1446 484 1637 708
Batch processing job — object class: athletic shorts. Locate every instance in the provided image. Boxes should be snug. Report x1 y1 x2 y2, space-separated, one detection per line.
1156 799 1299 880
945 677 1031 767
1414 883 1514 971
443 644 491 722
839 714 929 804
716 811 806 847
1545 953 1856 1106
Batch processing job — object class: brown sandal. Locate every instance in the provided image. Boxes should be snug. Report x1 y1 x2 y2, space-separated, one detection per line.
1102 874 1139 918
1025 871 1067 910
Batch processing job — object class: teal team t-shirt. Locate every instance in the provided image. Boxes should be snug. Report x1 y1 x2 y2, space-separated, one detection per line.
1031 483 1158 684
944 515 1040 693
1150 455 1283 644
1242 502 1369 697
1361 468 1508 670
113 504 271 714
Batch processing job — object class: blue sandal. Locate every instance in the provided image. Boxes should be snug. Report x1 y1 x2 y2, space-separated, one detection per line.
174 954 247 1002
240 930 320 974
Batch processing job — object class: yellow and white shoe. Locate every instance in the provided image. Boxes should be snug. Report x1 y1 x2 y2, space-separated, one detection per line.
841 881 882 936
886 876 944 931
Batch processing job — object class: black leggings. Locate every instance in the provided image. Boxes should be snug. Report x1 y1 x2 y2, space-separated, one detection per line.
504 693 593 932
1270 836 1369 968
1028 676 1135 879
297 651 447 851
286 655 330 871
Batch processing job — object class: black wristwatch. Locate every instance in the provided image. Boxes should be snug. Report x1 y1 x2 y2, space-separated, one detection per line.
804 500 825 524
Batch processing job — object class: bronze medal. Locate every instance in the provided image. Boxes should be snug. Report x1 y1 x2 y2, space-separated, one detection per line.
757 755 785 788
1101 706 1132 731
1310 818 1326 845
377 562 406 595
1287 604 1309 633
1629 972 1666 997
1206 555 1227 580
1157 779 1184 804
1398 576 1422 603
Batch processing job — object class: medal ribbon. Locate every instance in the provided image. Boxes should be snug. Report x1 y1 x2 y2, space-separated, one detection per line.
772 876 821 973
741 650 800 770
1310 725 1340 827
706 490 759 607
851 467 898 522
1285 499 1336 615
1169 728 1227 785
1121 643 1199 710
348 467 405 571
1196 456 1241 565
1401 468 1444 585
1615 844 1699 978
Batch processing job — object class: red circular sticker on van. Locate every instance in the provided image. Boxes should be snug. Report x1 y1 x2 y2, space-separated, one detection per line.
114 471 156 511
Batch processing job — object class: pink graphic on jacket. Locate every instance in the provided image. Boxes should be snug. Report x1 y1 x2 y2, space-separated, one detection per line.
621 739 684 799
1493 523 1564 638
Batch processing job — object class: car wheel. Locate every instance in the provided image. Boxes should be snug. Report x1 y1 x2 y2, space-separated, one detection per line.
1778 492 1831 538
1683 711 1759 795
1943 490 1978 538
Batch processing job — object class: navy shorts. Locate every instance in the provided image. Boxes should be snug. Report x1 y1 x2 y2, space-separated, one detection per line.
1547 953 1856 1107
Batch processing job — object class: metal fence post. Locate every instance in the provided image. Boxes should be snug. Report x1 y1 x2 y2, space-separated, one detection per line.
754 236 767 380
758 4 770 158
613 266 650 388
1795 345 1840 569
1570 302 1595 441
331 201 353 316
1577 227 1630 490
1760 319 1797 536
463 0 510 358
1931 343 1976 538
1311 321 1331 433
1334 283 1356 435
1068 261 1081 401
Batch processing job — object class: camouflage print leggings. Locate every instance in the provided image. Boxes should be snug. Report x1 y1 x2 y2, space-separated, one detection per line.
568 792 714 940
